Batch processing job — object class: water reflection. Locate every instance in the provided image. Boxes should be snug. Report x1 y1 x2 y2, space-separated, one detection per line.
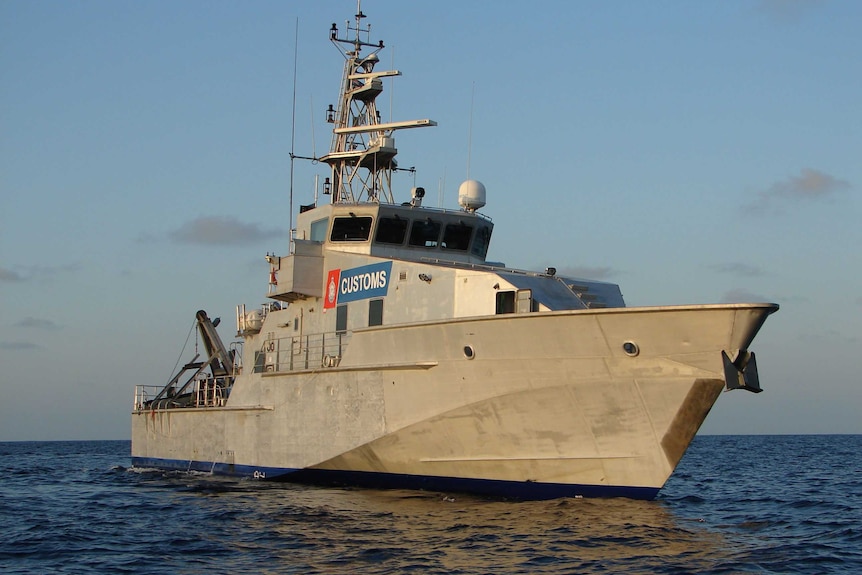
144 476 734 574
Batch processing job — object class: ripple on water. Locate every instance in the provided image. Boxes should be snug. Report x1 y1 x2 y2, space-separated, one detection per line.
0 437 861 574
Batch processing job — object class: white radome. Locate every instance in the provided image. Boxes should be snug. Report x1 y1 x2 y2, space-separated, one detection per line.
458 179 486 211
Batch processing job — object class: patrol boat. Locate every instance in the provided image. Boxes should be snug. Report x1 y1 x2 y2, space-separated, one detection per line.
131 7 778 499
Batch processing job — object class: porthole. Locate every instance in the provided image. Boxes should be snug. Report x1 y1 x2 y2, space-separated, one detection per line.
622 341 639 357
463 345 475 360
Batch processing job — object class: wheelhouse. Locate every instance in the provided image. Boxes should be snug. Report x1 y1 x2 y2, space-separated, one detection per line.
295 203 494 264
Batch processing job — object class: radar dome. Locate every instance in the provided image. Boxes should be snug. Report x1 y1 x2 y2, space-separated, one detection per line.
458 180 486 212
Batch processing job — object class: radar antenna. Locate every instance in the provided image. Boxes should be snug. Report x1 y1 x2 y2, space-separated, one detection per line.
320 2 436 204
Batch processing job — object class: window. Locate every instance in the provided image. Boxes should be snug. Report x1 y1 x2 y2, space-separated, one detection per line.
310 218 329 242
336 304 348 333
471 225 492 258
496 291 515 314
442 223 473 251
253 351 266 373
375 217 408 245
331 216 373 241
368 299 383 326
408 219 441 248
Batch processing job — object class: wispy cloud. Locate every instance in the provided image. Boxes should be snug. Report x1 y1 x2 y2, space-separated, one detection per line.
557 266 619 280
0 341 40 351
169 216 285 246
0 267 26 282
134 231 159 244
0 264 80 283
15 317 61 330
710 262 766 277
744 168 851 214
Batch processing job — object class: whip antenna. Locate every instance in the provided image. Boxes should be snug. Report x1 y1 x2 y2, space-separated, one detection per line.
467 81 475 179
310 97 317 158
288 17 299 249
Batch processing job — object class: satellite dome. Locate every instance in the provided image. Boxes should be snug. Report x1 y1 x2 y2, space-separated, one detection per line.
360 53 379 71
458 180 486 212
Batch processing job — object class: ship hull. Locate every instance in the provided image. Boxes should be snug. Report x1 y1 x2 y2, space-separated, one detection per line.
131 303 774 499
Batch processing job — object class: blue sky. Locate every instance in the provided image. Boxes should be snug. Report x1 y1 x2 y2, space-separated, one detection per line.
1 0 859 441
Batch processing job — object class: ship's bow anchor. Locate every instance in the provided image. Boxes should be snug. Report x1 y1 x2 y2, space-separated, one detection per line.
722 350 762 393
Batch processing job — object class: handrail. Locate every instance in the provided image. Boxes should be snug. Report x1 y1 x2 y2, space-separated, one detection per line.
135 330 350 410
133 385 163 411
134 377 231 411
416 257 550 276
255 330 352 373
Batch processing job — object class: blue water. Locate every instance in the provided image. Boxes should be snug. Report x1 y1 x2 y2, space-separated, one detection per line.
1 436 860 574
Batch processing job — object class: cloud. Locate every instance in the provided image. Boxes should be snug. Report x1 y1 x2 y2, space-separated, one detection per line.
15 317 61 330
720 288 773 303
169 216 285 246
557 266 619 280
134 231 160 244
0 267 26 282
744 168 851 214
710 262 766 277
767 168 849 200
0 341 40 351
0 264 80 283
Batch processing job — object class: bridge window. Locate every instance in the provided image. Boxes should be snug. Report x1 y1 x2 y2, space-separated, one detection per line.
408 219 442 248
310 218 329 242
471 225 492 258
331 216 373 242
442 223 473 251
375 217 408 245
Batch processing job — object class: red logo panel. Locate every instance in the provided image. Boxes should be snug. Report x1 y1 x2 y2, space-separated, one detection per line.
323 269 341 309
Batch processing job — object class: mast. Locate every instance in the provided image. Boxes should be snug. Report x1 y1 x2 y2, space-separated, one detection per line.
320 2 436 204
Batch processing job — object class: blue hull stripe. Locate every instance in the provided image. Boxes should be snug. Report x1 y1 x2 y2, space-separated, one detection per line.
131 456 659 500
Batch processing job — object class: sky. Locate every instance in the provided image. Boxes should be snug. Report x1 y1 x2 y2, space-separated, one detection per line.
1 0 860 441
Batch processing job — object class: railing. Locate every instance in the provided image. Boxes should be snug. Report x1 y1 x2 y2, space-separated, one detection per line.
194 378 229 407
133 331 350 411
237 302 280 336
229 341 243 375
133 385 163 411
417 257 541 275
133 377 231 411
254 331 352 373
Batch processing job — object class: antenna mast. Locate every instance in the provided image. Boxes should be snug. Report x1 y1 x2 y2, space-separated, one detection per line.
320 2 436 204
288 17 299 248
467 82 475 180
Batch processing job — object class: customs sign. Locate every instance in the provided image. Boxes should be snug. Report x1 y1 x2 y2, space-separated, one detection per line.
323 262 393 309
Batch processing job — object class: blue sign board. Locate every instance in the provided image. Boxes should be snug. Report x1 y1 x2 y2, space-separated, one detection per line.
324 261 393 308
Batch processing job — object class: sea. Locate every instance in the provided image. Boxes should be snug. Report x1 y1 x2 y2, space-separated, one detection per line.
1 436 859 574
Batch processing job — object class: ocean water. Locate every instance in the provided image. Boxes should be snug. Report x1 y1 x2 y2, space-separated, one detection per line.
1 436 860 574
